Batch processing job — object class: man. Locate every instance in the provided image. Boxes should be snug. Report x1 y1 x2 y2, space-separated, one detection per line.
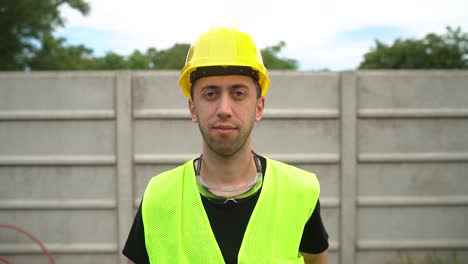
123 27 329 264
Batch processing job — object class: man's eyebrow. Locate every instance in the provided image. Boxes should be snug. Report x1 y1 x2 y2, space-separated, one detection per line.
230 83 249 89
200 83 249 90
200 84 220 90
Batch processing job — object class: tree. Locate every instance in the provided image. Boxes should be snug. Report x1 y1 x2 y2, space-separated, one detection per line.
28 34 96 70
127 50 151 69
150 44 190 70
95 52 128 70
359 26 468 69
0 0 90 70
261 41 298 70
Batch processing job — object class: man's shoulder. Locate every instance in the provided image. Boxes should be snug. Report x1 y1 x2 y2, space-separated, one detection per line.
264 156 320 190
142 159 195 205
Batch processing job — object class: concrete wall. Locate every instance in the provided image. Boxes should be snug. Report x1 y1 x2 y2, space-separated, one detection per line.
0 70 467 264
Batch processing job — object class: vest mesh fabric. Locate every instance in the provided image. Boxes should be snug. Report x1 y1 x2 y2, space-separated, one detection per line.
142 157 320 264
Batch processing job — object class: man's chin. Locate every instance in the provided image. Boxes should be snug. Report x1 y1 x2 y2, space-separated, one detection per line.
208 143 243 157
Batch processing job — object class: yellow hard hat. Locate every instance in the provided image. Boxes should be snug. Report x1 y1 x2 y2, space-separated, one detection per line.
179 27 270 98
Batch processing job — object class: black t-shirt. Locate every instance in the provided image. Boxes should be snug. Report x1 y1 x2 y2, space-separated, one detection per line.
123 156 329 264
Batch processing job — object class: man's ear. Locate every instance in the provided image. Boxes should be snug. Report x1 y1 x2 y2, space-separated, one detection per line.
188 99 197 123
255 96 265 122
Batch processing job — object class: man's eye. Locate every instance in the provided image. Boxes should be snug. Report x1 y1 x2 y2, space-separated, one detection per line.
233 91 246 97
204 91 216 97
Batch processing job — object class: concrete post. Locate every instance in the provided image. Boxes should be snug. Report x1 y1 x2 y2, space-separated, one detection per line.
340 71 357 264
115 71 134 264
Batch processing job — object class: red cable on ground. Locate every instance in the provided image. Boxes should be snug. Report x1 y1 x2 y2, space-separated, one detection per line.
0 255 13 264
0 224 55 264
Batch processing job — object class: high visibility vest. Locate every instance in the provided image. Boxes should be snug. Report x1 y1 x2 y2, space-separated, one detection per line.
142 157 320 263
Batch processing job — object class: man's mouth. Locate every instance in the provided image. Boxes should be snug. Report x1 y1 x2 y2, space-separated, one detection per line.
213 124 236 133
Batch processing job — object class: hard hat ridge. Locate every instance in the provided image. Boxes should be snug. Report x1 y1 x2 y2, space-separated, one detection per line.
189 66 259 85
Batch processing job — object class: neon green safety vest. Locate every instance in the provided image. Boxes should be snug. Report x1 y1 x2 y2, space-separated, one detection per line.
142 157 320 264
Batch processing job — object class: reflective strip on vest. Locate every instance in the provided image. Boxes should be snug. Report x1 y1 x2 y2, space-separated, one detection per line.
142 157 320 263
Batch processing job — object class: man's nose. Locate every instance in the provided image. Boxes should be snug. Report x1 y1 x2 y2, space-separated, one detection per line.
216 93 233 118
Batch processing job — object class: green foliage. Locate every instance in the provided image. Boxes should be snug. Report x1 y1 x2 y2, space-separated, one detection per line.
359 26 468 69
90 44 189 70
127 50 151 69
150 44 190 69
261 41 298 70
95 52 128 69
0 0 90 70
28 34 96 70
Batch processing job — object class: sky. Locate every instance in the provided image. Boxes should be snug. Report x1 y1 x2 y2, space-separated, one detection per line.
56 0 468 71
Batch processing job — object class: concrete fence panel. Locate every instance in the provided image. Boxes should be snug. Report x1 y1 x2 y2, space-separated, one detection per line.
0 70 467 264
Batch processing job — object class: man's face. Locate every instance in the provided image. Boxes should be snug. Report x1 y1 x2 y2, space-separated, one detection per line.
189 75 265 157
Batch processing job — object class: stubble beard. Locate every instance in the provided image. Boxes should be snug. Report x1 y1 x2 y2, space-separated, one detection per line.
197 114 256 158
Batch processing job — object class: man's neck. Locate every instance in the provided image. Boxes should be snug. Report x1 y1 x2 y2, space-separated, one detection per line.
198 146 258 196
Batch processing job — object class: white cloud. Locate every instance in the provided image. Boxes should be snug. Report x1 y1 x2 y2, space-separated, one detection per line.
58 0 468 70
